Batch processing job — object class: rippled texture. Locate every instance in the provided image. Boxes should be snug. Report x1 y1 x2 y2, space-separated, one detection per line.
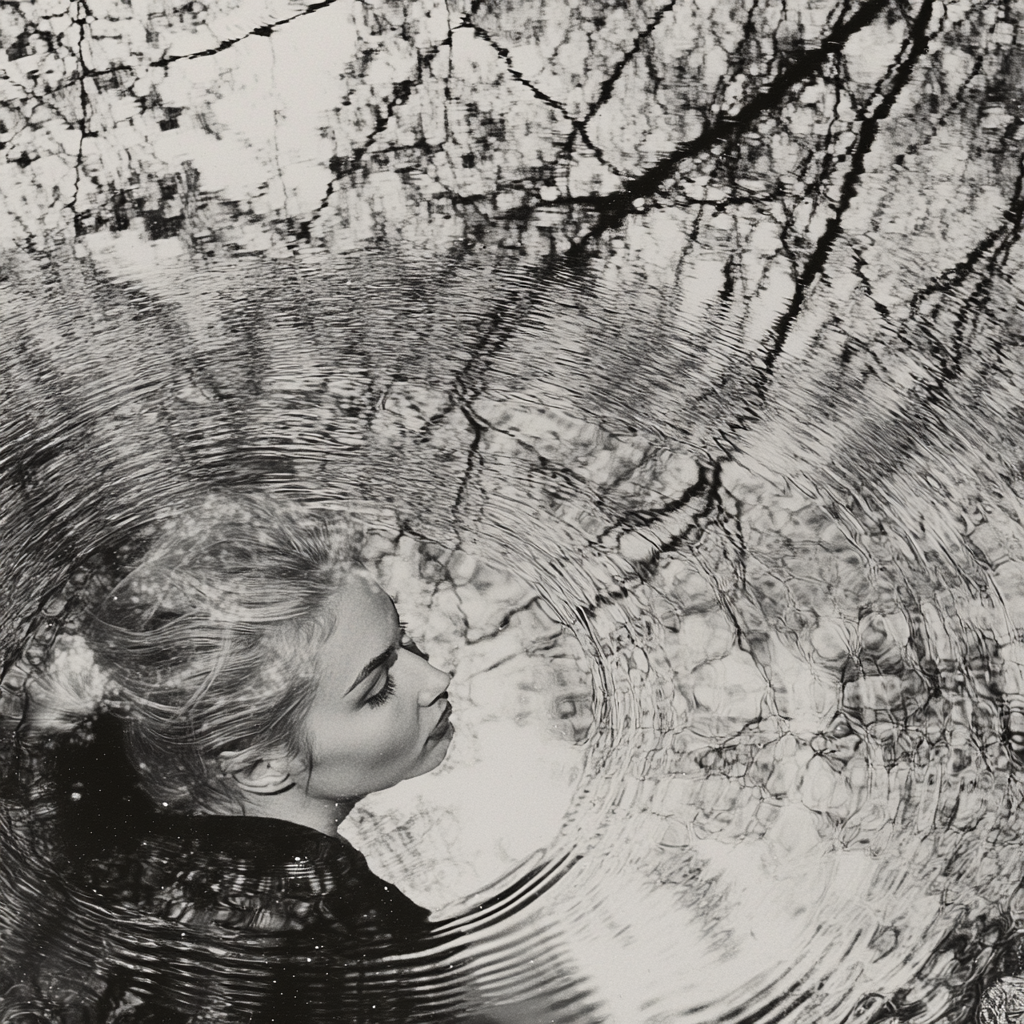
3 0 1024 1021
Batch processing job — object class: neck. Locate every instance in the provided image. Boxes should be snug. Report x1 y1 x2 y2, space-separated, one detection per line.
211 790 359 836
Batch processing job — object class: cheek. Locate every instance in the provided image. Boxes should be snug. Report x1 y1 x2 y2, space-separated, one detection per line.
376 704 424 762
316 705 422 777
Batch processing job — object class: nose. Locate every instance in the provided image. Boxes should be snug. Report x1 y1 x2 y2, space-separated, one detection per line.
417 659 450 708
407 652 451 707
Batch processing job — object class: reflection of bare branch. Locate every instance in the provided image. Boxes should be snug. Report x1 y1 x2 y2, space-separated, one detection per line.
580 0 681 125
451 403 486 528
909 148 1024 386
465 597 541 647
299 83 418 236
599 461 717 540
70 0 94 236
567 0 894 254
848 241 892 319
152 0 346 67
486 185 760 225
706 0 768 118
909 144 1024 319
466 23 622 176
2 86 79 149
574 461 724 616
298 29 459 238
467 24 571 121
422 261 559 445
755 0 938 392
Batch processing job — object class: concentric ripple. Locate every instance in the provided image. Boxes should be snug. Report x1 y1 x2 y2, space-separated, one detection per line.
0 244 1022 1024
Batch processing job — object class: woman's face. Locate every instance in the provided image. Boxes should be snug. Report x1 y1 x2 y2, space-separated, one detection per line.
295 574 453 802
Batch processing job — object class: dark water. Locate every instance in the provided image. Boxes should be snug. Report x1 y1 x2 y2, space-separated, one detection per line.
3 1 1024 1021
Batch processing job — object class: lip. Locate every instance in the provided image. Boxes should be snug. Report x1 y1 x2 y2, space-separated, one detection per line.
427 701 452 741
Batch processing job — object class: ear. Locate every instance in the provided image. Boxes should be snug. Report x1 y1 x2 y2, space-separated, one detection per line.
218 750 296 796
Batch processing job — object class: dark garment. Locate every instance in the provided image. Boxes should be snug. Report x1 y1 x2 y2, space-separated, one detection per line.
1 719 591 1024
2 814 441 1024
80 814 431 944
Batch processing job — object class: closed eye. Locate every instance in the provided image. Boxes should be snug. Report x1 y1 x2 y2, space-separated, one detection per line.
363 648 398 708
366 674 395 708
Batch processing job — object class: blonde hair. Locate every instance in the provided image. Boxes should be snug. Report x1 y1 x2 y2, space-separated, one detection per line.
84 492 362 812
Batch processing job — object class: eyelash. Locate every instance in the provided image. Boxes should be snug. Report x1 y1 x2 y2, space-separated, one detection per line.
365 625 429 709
366 676 395 708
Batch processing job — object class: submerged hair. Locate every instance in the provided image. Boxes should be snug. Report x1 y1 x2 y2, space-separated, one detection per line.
83 491 363 812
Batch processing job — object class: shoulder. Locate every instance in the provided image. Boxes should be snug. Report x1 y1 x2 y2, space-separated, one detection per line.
80 813 431 941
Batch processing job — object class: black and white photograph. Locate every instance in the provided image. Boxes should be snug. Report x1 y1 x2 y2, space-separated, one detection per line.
1 1 1023 1021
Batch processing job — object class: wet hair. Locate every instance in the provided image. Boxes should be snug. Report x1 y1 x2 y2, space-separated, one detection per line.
82 492 363 813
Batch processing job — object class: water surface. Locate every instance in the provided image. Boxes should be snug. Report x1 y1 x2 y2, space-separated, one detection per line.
3 1 1024 1021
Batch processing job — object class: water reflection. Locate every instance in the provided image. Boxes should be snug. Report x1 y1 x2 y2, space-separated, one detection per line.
4 0 1024 1019
1 247 1023 1022
1 518 597 1024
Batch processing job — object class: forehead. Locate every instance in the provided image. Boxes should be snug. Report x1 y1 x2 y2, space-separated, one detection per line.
333 572 395 625
315 574 397 679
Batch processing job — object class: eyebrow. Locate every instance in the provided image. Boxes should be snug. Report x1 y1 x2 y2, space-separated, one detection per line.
346 600 402 695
